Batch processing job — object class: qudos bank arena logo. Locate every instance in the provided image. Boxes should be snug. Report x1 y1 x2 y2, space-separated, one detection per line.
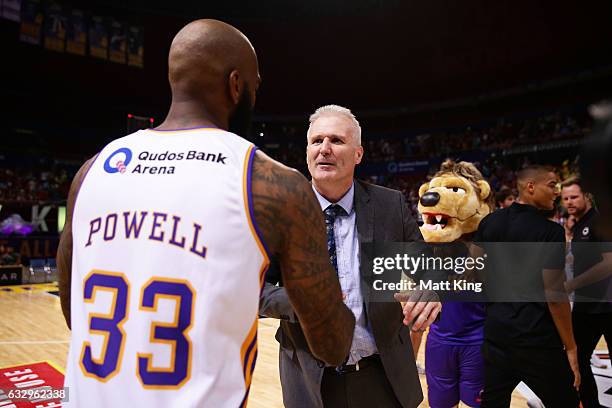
103 147 133 174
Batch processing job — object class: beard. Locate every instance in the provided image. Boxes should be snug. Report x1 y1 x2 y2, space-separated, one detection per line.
228 88 254 140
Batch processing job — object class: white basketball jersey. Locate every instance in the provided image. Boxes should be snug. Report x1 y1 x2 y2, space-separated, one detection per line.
64 128 269 408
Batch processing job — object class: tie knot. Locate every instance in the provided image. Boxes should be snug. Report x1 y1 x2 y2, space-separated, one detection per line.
324 205 346 224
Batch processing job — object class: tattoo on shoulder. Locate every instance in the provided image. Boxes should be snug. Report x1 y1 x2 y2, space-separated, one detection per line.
251 152 330 278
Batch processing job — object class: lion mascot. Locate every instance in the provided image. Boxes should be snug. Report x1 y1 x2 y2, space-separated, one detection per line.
418 160 492 243
417 160 494 408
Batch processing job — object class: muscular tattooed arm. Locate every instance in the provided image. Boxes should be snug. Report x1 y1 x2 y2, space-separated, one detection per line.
57 156 96 329
252 150 355 365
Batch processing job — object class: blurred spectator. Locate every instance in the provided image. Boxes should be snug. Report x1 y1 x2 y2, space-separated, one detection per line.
0 110 590 211
0 162 76 204
0 244 21 266
495 187 515 209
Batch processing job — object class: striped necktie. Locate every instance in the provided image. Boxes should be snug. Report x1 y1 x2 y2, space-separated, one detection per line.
324 204 346 272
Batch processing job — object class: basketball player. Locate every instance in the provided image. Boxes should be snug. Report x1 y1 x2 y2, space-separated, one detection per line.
57 20 355 407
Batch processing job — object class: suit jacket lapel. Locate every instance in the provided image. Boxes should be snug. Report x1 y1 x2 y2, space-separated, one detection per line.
355 181 377 320
355 180 375 291
354 181 374 246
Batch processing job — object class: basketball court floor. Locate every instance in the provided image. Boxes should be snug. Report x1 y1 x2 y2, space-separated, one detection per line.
1 285 609 407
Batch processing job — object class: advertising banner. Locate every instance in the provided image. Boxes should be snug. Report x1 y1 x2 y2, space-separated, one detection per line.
127 25 144 68
88 15 108 60
43 0 66 52
109 18 127 64
65 8 86 56
0 361 66 407
19 0 43 45
1 0 21 22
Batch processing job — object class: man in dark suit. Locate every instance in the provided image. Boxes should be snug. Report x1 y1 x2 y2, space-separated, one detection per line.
259 105 442 408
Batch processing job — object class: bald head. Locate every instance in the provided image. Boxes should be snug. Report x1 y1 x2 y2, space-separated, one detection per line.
162 19 260 133
169 19 257 87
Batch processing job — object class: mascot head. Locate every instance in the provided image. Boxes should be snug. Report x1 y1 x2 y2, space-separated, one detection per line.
418 160 494 242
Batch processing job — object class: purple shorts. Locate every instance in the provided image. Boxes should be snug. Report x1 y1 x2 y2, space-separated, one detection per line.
425 338 484 408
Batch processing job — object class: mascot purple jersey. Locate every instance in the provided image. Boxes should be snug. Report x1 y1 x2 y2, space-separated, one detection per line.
429 301 486 345
426 243 486 345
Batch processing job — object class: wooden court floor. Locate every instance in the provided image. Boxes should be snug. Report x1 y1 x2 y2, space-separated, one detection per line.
0 287 607 407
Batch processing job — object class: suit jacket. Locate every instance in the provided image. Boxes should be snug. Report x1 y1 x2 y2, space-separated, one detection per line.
259 180 425 408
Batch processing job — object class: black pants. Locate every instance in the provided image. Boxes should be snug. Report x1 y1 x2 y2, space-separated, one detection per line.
321 356 402 408
573 311 612 408
480 341 579 408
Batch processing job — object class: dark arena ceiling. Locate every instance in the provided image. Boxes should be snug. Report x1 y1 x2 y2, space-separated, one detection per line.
2 0 612 132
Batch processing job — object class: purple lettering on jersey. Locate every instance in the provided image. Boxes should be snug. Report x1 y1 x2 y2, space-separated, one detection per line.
103 214 118 241
124 211 148 239
149 212 167 242
81 272 128 380
189 223 207 259
86 217 102 247
169 215 186 249
86 211 208 261
137 280 193 387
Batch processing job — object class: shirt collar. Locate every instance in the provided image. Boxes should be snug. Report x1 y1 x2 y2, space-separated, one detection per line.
511 201 543 213
312 182 355 215
510 202 534 211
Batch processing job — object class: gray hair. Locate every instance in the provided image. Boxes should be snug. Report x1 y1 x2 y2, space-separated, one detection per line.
307 104 362 146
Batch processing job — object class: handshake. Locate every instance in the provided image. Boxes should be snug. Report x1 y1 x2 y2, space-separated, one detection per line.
394 289 442 332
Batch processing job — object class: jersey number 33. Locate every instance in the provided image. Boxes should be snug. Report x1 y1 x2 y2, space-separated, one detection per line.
79 270 194 389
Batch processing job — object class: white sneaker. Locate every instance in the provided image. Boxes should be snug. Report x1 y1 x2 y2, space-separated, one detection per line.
516 382 545 408
591 353 607 369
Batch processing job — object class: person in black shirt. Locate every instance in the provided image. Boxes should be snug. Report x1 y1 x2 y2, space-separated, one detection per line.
562 176 612 408
474 165 580 408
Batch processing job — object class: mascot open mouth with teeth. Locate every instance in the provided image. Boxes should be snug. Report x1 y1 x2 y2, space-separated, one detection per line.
418 160 494 408
418 160 492 242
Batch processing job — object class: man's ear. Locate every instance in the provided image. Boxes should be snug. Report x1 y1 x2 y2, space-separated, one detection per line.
418 182 430 198
527 181 535 193
228 69 241 105
476 180 491 201
355 146 364 164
